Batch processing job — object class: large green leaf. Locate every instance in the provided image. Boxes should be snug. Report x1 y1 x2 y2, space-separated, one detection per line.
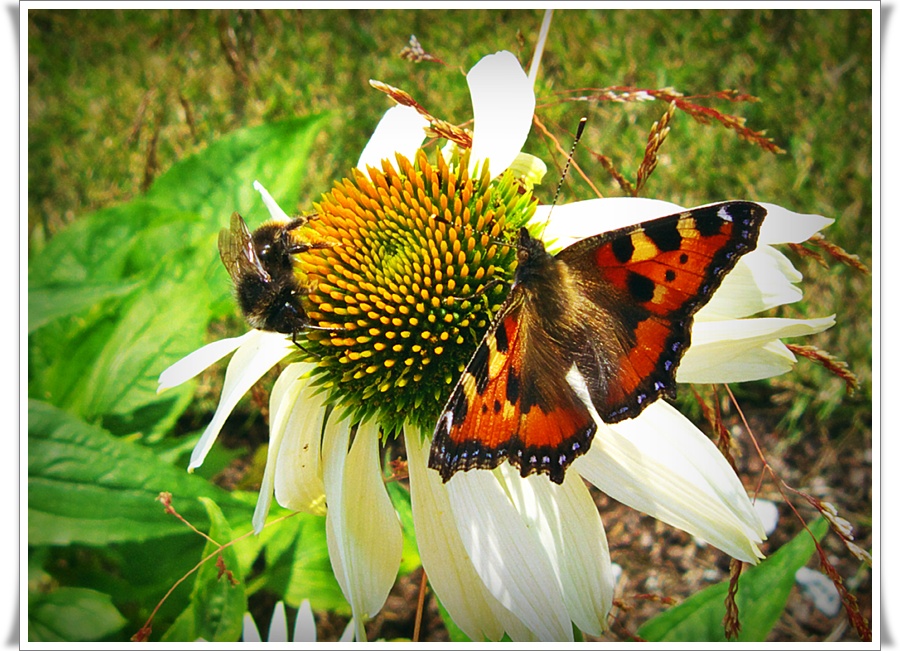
638 518 829 642
282 514 349 616
28 587 127 642
28 279 143 334
31 265 211 432
28 400 253 546
161 498 247 642
145 114 330 221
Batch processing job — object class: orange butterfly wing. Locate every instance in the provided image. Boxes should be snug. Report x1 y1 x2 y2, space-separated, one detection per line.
429 306 597 484
560 201 766 423
429 201 766 484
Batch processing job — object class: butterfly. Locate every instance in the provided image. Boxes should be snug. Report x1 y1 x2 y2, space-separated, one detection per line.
428 201 766 484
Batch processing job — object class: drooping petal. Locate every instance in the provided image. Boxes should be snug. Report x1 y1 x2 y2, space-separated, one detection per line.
405 430 511 642
357 105 428 172
188 330 295 470
679 315 836 383
252 362 325 534
157 330 256 392
294 600 317 642
445 468 573 641
574 401 765 563
699 245 804 320
324 418 402 641
272 377 329 515
756 202 833 245
497 465 614 636
467 51 536 179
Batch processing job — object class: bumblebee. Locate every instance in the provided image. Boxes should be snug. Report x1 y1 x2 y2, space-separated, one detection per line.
218 212 333 336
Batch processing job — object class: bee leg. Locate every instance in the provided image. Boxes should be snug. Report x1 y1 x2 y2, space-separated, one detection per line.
290 323 346 357
291 330 319 358
288 240 341 254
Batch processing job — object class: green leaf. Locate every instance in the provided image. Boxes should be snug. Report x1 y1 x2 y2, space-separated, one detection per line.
387 480 421 575
161 498 247 642
28 201 205 290
32 266 212 430
28 400 253 546
282 513 349 615
638 518 829 642
145 114 330 221
28 587 127 642
28 279 143 333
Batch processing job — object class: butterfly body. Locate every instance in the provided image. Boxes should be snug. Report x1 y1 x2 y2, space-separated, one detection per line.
428 201 766 484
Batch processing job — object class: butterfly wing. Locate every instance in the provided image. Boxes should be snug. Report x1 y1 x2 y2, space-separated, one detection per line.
558 200 766 423
428 290 598 484
429 201 765 484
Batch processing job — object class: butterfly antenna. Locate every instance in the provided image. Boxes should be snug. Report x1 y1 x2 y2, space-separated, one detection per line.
539 116 588 239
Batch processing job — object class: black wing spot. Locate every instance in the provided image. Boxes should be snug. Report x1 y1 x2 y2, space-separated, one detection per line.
694 209 725 237
611 236 635 264
646 219 682 252
626 271 656 303
495 320 510 353
506 365 521 405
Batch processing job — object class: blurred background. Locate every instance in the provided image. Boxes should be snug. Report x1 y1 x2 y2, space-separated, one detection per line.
26 8 872 642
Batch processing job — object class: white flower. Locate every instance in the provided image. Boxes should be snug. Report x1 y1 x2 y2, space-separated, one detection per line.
160 50 836 641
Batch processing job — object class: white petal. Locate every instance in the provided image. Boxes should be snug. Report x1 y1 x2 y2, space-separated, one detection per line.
267 601 288 642
241 612 261 642
699 245 804 320
157 330 255 392
272 384 328 515
253 180 291 223
467 51 535 179
405 430 510 642
757 202 833 244
754 499 780 537
339 618 356 642
188 330 295 470
357 105 428 172
679 315 836 383
324 419 402 640
497 466 614 636
537 197 685 249
574 401 765 562
445 468 572 641
252 362 325 534
293 599 317 642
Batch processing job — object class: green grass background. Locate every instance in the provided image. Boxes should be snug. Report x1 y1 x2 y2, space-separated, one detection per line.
27 8 872 642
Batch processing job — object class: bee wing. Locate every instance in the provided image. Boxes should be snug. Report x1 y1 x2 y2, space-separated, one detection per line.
218 212 270 283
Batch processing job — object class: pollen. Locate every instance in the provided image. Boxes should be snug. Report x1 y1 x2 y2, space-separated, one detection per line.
296 149 536 434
